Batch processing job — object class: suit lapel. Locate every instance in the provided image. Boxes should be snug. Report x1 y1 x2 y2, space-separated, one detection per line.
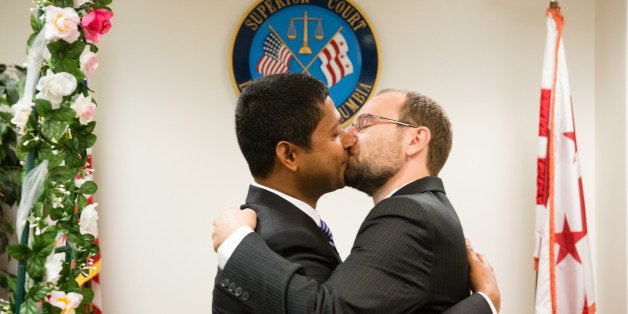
242 185 341 262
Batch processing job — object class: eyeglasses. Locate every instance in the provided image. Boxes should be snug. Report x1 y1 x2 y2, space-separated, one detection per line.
349 113 418 132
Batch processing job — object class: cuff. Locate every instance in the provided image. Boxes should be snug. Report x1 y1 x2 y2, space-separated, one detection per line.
216 226 254 269
477 292 498 314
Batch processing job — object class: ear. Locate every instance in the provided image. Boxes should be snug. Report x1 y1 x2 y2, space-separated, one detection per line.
275 141 299 172
406 126 430 156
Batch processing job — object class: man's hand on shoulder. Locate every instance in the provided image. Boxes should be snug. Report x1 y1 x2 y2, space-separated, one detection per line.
212 208 257 251
466 238 500 312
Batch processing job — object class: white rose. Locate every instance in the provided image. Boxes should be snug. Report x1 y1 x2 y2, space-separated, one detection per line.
79 203 99 237
70 94 97 124
10 99 34 134
36 70 77 108
79 46 99 78
49 291 83 312
43 6 81 43
45 252 65 284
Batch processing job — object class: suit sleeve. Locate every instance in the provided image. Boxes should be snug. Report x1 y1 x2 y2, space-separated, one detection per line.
442 293 492 314
265 229 337 282
219 197 491 313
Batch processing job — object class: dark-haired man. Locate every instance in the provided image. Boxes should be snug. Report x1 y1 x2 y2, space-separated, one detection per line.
212 74 499 313
212 73 354 313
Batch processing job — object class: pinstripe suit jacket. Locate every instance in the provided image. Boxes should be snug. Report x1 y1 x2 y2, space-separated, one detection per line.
216 177 491 313
212 185 341 313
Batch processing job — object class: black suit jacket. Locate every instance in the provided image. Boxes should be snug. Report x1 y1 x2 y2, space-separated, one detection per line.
216 177 492 313
212 185 341 313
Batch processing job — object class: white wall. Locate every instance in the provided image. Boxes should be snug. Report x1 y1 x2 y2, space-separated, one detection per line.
0 0 623 313
595 0 628 313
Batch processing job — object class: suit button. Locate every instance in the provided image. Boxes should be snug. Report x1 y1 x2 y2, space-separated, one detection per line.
221 279 230 288
228 282 236 292
235 287 243 297
241 291 250 301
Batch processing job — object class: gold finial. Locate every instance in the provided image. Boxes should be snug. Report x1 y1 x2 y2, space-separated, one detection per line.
550 1 559 10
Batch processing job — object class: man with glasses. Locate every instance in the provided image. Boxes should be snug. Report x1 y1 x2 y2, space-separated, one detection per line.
213 81 500 313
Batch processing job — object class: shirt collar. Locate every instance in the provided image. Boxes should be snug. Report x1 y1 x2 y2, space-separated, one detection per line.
251 182 321 226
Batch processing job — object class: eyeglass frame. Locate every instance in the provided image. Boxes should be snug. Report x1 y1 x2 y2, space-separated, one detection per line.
349 113 419 132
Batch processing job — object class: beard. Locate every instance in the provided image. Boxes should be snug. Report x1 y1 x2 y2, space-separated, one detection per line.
345 133 403 196
345 160 397 196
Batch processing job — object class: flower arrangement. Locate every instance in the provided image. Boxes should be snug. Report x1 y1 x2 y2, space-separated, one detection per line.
3 0 113 313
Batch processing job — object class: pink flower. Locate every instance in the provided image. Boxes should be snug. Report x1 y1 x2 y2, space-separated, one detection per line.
81 8 113 44
79 46 98 78
71 94 97 124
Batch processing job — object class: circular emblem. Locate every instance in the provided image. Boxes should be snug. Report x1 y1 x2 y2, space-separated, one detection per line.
230 0 381 126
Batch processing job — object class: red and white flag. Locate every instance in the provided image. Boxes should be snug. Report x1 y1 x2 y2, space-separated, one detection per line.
318 32 353 87
534 4 596 314
76 151 103 314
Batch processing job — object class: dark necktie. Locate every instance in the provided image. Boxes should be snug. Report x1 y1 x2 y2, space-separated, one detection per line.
319 219 336 248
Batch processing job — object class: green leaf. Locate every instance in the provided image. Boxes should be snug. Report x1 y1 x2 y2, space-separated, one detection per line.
95 0 113 7
66 229 84 247
32 236 55 258
51 107 76 122
26 256 46 281
35 99 52 116
7 244 30 261
6 87 20 105
41 302 62 314
66 41 87 59
49 166 76 183
19 299 37 314
85 134 97 148
38 149 64 168
18 133 39 153
26 33 38 55
6 273 17 293
76 121 96 136
47 40 66 57
41 120 67 142
89 243 100 255
30 13 42 32
82 233 95 244
28 283 52 302
54 58 83 81
77 193 88 209
62 149 84 168
78 181 97 194
40 226 59 242
80 287 95 304
53 0 74 8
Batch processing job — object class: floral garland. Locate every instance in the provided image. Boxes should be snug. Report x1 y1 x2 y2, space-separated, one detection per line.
3 0 113 313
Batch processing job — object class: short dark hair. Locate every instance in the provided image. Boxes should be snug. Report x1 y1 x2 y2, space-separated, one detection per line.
235 73 329 178
379 89 453 176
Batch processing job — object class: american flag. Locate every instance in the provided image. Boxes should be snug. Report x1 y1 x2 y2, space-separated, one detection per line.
256 32 293 75
534 4 596 314
318 32 353 87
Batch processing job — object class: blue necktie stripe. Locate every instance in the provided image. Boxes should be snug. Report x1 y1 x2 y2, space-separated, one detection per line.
320 219 336 248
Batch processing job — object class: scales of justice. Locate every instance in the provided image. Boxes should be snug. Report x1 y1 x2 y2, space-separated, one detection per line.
288 11 324 54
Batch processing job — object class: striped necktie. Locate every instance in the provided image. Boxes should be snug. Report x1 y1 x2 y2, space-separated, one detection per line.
319 219 336 248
